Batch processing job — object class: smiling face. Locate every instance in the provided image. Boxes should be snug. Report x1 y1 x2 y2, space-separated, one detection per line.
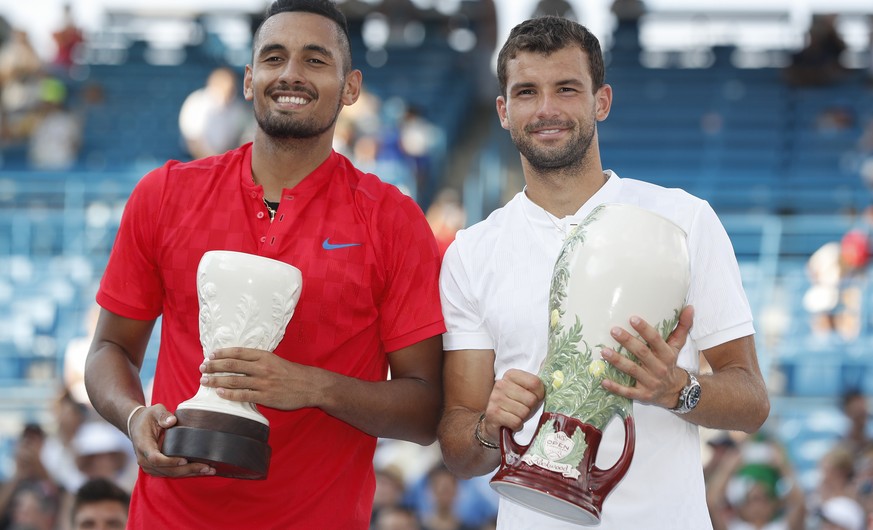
244 11 361 141
496 45 611 174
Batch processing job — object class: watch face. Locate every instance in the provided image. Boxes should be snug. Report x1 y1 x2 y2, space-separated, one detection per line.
686 385 701 408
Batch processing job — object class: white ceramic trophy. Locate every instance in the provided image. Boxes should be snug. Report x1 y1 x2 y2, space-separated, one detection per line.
162 250 302 479
491 203 691 524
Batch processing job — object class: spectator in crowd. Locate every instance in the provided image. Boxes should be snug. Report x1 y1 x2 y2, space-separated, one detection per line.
69 478 130 530
419 464 476 530
40 389 89 495
398 104 443 207
27 77 82 170
0 423 61 530
816 446 858 507
706 435 806 530
838 389 873 461
178 66 250 160
64 305 101 408
51 3 84 72
0 29 46 145
802 238 862 341
425 188 466 261
783 14 847 87
852 447 873 527
372 505 423 530
70 422 136 493
816 496 866 530
372 465 408 525
404 465 497 529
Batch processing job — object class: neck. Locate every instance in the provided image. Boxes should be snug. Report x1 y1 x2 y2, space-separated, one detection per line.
523 158 607 218
251 131 333 200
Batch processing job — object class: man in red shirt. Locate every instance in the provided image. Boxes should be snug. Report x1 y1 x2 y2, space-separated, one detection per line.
84 1 445 528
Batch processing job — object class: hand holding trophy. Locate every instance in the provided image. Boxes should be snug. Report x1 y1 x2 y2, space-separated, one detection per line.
490 203 691 525
162 250 302 480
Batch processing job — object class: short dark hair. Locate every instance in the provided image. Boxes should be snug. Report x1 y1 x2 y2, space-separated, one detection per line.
253 0 352 72
497 15 605 98
70 478 130 525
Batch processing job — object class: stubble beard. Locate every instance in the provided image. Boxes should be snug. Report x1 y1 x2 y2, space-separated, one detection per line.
255 91 344 141
511 118 596 175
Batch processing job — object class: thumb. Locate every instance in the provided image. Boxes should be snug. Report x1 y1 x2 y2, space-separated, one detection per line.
666 305 694 351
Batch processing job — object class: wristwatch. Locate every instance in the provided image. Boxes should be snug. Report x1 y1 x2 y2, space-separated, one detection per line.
670 369 701 414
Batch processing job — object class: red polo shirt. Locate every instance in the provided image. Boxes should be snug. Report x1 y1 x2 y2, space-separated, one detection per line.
97 144 445 529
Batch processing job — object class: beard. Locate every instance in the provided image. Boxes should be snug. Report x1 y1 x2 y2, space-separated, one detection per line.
255 86 343 140
510 117 595 173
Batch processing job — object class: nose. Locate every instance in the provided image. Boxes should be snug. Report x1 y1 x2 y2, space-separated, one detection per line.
277 59 306 85
535 93 561 119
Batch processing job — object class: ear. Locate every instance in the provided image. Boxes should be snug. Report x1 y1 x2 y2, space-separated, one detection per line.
243 64 254 101
496 95 510 130
341 69 363 106
595 84 612 122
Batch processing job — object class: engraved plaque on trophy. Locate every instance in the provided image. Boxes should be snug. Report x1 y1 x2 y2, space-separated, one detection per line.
162 250 302 480
490 203 691 524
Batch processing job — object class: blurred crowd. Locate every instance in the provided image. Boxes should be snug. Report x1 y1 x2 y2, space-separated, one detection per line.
4 2 873 530
8 382 873 529
0 5 89 171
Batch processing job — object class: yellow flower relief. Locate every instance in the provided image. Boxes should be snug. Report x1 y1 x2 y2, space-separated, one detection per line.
550 309 560 329
551 370 565 389
588 359 607 378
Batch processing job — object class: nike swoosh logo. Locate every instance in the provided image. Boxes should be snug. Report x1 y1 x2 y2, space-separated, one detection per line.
322 238 362 250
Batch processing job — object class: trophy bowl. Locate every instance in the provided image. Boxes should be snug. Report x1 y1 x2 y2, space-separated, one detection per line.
162 250 302 479
490 203 690 524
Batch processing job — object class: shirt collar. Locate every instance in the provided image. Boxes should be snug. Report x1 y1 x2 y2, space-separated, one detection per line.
241 144 341 195
520 170 623 228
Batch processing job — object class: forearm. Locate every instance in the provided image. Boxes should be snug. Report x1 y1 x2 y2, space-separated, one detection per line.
682 366 769 432
437 407 501 479
85 344 147 435
311 367 441 445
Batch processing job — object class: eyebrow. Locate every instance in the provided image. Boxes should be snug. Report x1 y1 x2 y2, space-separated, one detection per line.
256 42 335 60
509 78 584 93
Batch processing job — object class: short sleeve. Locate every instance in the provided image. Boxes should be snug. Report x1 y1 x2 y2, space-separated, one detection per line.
377 192 446 352
686 201 755 351
439 236 494 352
96 166 167 320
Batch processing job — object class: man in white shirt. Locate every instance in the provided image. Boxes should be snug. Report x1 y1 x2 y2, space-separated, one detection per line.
437 15 770 530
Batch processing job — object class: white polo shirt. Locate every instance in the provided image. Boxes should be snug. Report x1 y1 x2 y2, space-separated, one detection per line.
440 171 755 530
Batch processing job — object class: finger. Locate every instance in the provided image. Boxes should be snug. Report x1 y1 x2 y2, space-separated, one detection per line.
142 454 216 478
215 387 258 403
504 368 546 401
201 357 252 376
201 372 256 390
627 315 668 355
666 305 694 351
609 324 653 367
209 346 260 362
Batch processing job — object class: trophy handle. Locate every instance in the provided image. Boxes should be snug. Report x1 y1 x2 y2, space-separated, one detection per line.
499 425 525 460
589 414 635 496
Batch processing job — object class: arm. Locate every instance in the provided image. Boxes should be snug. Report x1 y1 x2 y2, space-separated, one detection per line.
85 308 215 477
690 336 769 432
201 334 444 445
437 349 544 479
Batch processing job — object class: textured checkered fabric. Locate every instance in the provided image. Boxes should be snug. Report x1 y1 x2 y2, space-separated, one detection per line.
97 144 445 529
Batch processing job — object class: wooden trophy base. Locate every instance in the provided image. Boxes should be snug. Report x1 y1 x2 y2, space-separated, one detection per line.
162 408 270 480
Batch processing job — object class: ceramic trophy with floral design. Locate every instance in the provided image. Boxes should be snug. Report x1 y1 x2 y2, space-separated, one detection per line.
162 250 302 480
490 203 691 525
